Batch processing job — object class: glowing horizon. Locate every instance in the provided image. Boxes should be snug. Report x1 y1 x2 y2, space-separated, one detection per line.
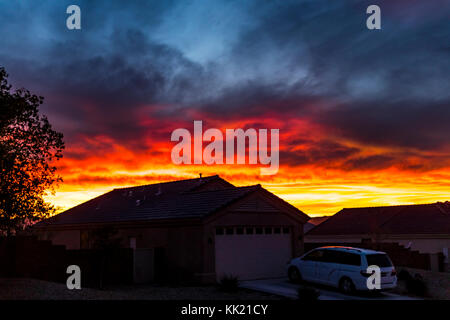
45 157 450 217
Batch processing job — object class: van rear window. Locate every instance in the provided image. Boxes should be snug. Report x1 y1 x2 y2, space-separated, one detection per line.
366 254 392 267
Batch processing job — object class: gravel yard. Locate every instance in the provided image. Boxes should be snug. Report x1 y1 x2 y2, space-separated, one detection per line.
0 278 281 300
391 267 450 300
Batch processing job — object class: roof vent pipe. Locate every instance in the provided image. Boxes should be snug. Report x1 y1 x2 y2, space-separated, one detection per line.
155 184 162 196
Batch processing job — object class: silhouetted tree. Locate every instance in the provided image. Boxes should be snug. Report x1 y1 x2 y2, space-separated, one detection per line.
0 67 64 236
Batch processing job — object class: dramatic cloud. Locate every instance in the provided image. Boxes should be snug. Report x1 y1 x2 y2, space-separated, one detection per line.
0 0 449 214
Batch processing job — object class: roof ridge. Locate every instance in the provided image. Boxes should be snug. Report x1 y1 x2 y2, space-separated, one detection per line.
305 208 343 235
183 184 260 195
257 187 309 221
435 201 450 214
342 202 441 210
376 205 408 231
113 175 219 191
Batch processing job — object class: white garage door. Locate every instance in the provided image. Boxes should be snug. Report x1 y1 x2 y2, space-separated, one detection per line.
215 226 292 280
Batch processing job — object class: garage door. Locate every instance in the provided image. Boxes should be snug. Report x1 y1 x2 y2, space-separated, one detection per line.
215 226 292 280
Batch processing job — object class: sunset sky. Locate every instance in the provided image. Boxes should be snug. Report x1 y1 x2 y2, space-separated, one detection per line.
1 0 449 216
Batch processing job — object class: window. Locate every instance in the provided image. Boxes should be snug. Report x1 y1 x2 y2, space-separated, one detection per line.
322 250 341 264
282 227 290 234
216 228 224 235
302 249 325 262
366 254 392 267
274 227 281 234
236 227 244 235
331 251 361 266
246 227 254 234
255 227 263 234
225 228 234 235
265 227 272 234
343 252 361 266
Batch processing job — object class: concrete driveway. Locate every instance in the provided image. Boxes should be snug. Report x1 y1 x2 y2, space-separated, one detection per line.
240 278 420 300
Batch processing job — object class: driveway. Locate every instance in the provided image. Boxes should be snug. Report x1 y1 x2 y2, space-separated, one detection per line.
240 278 420 300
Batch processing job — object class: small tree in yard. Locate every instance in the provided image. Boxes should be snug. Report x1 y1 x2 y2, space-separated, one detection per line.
91 226 122 289
0 67 64 236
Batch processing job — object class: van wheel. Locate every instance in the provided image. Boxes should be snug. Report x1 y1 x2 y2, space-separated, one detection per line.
339 277 355 294
288 267 302 283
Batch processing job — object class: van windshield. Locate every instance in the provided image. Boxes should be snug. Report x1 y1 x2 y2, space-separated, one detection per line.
366 254 392 267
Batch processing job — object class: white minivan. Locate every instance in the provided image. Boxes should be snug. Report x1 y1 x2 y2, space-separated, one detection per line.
287 246 397 294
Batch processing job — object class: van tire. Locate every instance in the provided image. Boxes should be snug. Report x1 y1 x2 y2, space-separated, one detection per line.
288 267 302 283
339 277 355 294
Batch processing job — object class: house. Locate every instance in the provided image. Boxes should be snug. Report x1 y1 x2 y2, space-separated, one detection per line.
304 216 330 234
305 202 450 272
35 175 309 282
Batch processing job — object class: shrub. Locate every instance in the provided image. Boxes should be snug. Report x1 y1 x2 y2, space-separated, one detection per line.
218 274 239 292
398 269 412 281
297 286 320 301
406 273 427 297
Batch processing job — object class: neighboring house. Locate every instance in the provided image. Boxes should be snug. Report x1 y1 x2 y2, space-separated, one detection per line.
305 202 450 272
304 216 330 234
35 175 309 282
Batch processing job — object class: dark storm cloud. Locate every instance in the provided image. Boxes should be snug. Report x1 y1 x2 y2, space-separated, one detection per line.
281 140 360 167
0 25 213 145
343 155 395 171
319 100 450 151
203 0 450 152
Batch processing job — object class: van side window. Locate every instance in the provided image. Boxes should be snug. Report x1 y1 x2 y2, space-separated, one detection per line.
337 252 361 266
322 249 338 263
302 249 324 261
322 250 361 265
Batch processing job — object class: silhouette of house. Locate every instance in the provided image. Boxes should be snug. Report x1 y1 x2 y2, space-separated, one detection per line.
304 216 330 233
305 202 450 272
35 175 309 282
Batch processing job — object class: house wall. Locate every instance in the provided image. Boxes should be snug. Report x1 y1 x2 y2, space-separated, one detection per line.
113 226 204 277
37 224 205 281
305 236 363 243
117 227 169 249
37 229 81 250
391 238 450 255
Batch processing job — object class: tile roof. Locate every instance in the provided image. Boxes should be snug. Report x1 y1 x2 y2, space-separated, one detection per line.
307 202 450 236
37 176 261 226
